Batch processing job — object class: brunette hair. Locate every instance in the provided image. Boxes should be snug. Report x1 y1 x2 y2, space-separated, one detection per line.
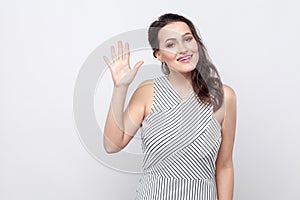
148 13 224 111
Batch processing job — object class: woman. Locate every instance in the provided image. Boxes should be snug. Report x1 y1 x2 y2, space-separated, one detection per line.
103 13 237 200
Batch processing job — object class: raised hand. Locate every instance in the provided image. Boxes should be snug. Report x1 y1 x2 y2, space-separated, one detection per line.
103 41 144 87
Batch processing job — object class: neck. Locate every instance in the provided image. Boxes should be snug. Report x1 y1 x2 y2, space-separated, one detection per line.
167 71 193 93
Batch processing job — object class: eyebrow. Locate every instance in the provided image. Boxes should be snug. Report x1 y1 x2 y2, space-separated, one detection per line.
164 32 192 43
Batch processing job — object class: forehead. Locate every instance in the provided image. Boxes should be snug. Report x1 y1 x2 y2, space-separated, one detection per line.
158 21 192 39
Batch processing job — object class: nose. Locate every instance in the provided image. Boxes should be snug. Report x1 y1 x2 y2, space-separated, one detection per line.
177 42 188 54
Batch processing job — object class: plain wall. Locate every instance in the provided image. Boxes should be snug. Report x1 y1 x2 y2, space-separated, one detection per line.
1 0 299 199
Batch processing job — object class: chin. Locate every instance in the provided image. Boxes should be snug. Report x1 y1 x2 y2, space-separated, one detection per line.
181 62 197 71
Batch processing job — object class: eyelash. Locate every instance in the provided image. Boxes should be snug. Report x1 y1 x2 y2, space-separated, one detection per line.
185 37 193 42
165 37 193 48
166 43 175 48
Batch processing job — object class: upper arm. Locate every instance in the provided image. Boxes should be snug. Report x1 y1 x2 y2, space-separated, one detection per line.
216 84 237 168
121 79 154 148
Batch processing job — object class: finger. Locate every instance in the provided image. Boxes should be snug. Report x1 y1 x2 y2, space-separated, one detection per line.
124 42 130 63
118 41 123 59
103 56 112 68
110 46 117 61
133 61 144 72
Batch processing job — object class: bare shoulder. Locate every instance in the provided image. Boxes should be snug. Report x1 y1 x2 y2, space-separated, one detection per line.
126 79 154 126
213 84 237 125
138 79 154 89
137 79 154 118
222 84 237 103
129 79 154 109
222 84 237 123
135 79 154 94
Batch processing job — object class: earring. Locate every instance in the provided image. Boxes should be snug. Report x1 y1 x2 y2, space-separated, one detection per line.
161 62 170 75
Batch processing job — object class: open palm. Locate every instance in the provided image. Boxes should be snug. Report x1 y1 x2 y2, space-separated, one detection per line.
103 41 144 87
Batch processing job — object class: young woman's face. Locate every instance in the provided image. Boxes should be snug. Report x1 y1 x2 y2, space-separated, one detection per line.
156 21 199 74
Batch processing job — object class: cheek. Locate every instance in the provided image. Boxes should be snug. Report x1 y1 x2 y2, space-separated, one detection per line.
187 42 198 52
161 50 177 61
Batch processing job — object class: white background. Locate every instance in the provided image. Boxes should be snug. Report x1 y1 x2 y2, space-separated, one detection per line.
1 0 300 199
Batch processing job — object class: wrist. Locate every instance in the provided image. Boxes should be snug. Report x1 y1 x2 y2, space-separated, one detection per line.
112 84 129 96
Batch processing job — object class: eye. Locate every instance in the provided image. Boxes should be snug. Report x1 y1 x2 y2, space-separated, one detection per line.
184 36 193 42
166 42 175 48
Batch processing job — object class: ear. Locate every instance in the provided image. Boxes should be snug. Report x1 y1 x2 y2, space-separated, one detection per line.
155 50 163 62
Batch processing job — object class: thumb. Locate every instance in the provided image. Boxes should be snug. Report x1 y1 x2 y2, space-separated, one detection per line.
132 61 144 72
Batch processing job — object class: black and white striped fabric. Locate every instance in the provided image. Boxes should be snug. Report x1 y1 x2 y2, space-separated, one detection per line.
135 75 222 200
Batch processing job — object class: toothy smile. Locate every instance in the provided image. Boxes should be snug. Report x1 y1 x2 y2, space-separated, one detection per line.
177 55 192 63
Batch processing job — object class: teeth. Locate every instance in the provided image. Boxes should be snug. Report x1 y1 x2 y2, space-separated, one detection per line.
178 56 191 61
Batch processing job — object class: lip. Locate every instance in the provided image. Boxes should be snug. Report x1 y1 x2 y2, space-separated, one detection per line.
177 55 193 63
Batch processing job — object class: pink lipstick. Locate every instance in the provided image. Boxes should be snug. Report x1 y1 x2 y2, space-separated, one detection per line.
177 55 192 63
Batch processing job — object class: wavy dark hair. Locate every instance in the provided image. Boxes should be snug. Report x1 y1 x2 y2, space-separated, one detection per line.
148 13 224 112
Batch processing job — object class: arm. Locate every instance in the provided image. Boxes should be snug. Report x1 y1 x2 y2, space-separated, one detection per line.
216 85 237 200
103 41 144 153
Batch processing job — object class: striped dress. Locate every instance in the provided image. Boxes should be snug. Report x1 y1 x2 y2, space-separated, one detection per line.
135 75 222 200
